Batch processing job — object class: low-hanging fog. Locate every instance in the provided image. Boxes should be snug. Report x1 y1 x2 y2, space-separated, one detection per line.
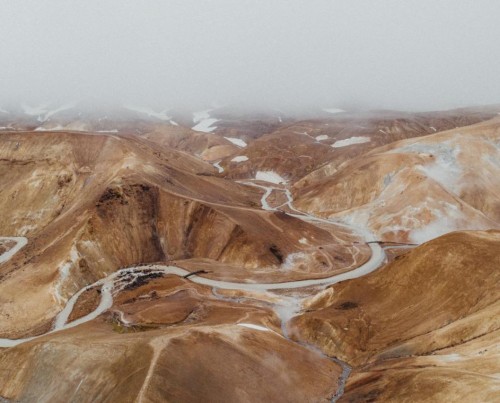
1 0 499 112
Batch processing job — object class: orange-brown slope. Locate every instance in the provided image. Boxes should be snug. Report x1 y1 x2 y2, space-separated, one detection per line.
219 109 497 183
136 124 239 161
293 108 499 188
341 331 500 402
0 275 342 403
293 117 500 242
0 130 361 339
290 230 500 401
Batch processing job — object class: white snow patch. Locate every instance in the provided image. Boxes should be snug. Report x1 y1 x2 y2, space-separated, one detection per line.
332 136 370 148
322 108 345 114
231 155 249 163
315 135 329 141
298 238 308 245
213 161 224 173
224 137 247 147
238 323 269 332
193 118 219 133
255 171 287 184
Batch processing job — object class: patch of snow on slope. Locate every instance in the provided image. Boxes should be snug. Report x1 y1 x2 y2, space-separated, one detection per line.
124 105 172 121
231 155 249 162
192 109 219 132
332 136 370 148
224 137 247 147
322 108 345 114
193 118 219 132
316 135 329 141
213 161 224 173
255 171 286 184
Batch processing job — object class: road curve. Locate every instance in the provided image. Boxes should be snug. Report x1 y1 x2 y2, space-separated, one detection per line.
0 237 28 264
0 184 395 347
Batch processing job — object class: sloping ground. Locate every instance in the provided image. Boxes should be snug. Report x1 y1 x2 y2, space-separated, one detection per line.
136 126 239 162
293 108 498 187
219 109 497 183
0 130 360 339
294 117 500 242
341 331 500 402
1 108 499 402
0 276 341 403
290 230 500 401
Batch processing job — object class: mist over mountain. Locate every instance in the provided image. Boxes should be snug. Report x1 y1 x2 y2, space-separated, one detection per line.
1 2 500 402
1 0 500 111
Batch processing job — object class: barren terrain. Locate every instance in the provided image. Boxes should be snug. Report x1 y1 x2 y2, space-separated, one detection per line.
0 105 499 402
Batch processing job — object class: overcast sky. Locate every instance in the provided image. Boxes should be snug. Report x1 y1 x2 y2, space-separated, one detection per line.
1 1 499 111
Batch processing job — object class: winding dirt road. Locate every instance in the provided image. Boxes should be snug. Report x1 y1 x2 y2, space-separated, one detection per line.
0 183 410 401
0 237 27 264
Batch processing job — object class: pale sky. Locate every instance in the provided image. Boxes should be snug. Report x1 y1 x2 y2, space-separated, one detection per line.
1 0 499 111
